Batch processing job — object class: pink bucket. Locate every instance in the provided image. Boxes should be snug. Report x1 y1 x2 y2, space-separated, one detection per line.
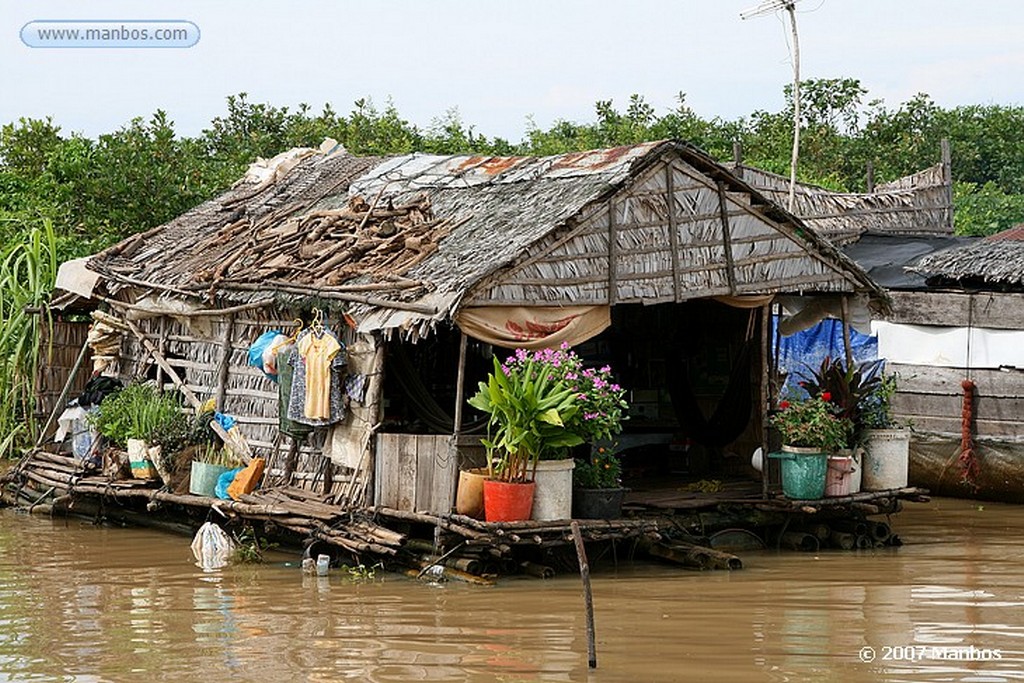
825 455 854 497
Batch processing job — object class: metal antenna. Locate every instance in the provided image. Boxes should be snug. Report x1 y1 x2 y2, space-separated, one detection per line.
742 0 804 213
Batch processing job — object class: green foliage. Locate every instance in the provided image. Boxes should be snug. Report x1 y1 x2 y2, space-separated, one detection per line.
770 395 853 452
952 181 1024 236
90 382 188 449
339 562 383 581
573 449 622 489
467 355 584 482
0 220 58 456
798 357 883 429
193 443 240 468
231 525 277 564
859 372 899 430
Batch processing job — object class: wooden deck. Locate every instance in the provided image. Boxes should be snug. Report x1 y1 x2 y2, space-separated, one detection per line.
1 451 930 581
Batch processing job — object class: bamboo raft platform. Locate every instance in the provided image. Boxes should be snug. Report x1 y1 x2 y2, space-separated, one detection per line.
1 450 929 582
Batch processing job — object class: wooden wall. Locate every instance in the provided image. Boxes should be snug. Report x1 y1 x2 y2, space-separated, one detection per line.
117 309 352 497
374 434 457 514
886 290 1024 439
35 319 91 428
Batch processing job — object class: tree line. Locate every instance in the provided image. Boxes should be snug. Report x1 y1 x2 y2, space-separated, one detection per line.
3 77 1024 265
1 77 1023 456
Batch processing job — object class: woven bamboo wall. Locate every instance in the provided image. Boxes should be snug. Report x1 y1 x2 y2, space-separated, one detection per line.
117 309 353 496
468 159 855 306
35 319 92 424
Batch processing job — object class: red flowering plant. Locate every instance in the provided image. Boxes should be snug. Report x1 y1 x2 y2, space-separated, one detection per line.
798 356 885 439
770 391 853 453
500 343 629 452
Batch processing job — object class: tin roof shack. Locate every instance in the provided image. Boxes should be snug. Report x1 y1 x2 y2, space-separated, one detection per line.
9 140 911 574
741 145 1024 503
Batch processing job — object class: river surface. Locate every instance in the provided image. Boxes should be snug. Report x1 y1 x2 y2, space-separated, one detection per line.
0 498 1022 682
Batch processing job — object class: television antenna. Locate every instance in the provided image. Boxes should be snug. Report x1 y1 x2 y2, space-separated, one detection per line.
741 0 804 212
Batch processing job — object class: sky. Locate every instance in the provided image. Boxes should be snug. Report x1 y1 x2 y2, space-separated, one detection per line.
3 0 1024 142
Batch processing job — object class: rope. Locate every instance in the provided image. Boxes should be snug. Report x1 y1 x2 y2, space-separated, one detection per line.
958 378 979 492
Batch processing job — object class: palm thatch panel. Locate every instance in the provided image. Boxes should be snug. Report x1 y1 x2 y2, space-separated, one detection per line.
733 164 951 244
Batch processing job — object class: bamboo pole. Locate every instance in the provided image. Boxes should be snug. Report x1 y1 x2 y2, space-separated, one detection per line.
570 521 597 669
840 296 854 369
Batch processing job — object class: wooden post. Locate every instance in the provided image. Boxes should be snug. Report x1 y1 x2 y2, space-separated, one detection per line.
941 137 953 232
866 160 875 193
214 313 236 412
760 302 771 499
452 332 468 438
840 296 854 369
666 164 682 302
449 331 469 510
716 180 738 295
156 318 166 392
570 521 597 669
732 140 743 167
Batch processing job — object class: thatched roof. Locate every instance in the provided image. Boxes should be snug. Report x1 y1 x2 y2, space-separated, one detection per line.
731 163 952 244
84 140 885 335
910 225 1024 287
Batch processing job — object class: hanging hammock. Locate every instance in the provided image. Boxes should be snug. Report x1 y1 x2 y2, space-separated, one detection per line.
389 343 487 434
666 312 755 448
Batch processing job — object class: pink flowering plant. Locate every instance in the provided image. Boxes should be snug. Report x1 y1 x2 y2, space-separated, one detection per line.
500 343 629 448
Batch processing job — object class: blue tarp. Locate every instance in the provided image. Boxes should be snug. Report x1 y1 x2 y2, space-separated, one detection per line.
772 317 879 397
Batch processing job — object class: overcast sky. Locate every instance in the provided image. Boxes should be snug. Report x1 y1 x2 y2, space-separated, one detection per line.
4 1 1024 142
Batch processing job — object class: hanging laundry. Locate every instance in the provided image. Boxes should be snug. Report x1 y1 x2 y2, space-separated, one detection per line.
248 330 287 381
276 343 313 439
344 373 368 404
298 327 342 419
286 328 347 427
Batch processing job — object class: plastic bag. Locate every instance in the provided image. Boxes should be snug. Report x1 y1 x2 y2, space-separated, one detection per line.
248 330 285 380
214 467 244 500
190 521 235 570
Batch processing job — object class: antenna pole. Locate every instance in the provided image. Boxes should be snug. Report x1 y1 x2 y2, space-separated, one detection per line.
786 1 800 213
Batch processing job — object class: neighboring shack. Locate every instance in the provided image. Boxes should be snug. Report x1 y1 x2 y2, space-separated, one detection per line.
741 151 1024 503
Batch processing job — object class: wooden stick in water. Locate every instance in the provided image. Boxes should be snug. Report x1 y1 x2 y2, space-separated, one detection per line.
570 520 597 669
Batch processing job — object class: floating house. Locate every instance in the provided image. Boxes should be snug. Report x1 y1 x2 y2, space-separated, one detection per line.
7 140 927 575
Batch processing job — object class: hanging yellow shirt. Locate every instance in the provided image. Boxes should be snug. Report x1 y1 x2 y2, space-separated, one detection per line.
297 331 342 419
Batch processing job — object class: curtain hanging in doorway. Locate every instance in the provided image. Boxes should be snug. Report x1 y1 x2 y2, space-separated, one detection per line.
454 305 610 350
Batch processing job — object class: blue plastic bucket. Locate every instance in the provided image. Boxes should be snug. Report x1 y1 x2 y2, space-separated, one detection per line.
769 448 828 500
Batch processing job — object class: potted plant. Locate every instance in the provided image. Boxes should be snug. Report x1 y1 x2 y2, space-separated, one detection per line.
769 394 853 499
572 447 626 519
857 372 910 490
467 354 584 522
798 357 886 495
479 344 630 521
189 444 241 497
90 382 189 481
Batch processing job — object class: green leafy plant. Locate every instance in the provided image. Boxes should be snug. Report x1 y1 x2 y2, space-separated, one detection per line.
770 395 853 452
500 343 629 447
90 382 188 449
193 443 240 468
798 356 883 426
231 525 277 564
573 448 623 489
467 355 584 483
858 372 900 430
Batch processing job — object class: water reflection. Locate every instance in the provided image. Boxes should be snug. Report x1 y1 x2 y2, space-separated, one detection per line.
0 499 1023 681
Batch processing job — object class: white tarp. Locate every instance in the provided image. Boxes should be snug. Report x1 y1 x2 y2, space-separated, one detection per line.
873 321 1024 369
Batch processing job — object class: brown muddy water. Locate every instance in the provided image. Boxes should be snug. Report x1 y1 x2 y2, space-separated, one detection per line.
1 499 1022 683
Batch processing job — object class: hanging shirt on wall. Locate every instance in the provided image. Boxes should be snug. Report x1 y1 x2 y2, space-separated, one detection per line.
286 328 347 427
276 343 313 440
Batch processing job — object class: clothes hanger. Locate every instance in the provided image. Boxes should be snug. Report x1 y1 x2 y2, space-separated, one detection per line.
311 308 325 338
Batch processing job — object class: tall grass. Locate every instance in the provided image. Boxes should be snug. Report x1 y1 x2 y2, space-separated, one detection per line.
0 220 58 457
